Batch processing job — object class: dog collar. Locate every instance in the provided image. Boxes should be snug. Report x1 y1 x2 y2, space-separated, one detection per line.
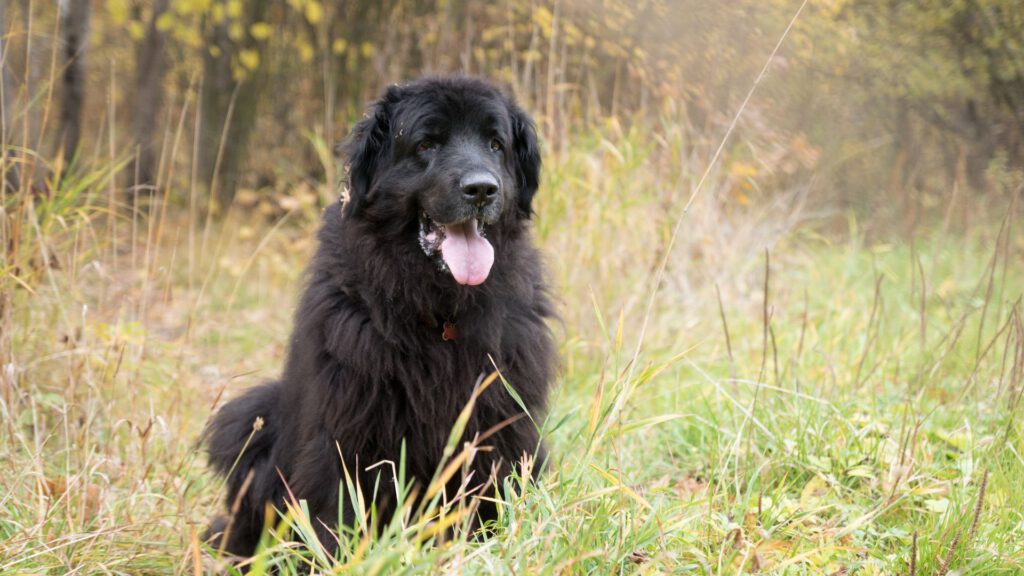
419 310 459 342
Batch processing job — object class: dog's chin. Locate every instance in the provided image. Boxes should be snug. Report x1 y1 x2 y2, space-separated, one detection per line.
419 211 495 286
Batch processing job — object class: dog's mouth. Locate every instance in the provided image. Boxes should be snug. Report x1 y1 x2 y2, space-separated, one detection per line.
419 212 494 286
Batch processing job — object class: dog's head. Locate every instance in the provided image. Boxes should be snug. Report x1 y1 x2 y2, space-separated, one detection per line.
342 76 541 286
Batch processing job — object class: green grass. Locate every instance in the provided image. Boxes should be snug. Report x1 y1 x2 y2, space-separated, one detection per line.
1 125 1022 574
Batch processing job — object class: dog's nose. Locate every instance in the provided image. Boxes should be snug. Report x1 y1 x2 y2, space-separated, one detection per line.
460 172 499 206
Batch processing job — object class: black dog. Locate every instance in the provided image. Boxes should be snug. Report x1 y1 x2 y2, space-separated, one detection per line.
205 76 555 557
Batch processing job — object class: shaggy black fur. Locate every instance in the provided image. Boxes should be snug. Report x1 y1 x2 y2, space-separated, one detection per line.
204 76 555 557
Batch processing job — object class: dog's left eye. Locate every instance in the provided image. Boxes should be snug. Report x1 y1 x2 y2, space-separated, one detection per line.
489 139 504 153
417 140 438 154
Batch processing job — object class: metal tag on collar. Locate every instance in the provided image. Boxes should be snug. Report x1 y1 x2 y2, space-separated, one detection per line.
442 319 459 342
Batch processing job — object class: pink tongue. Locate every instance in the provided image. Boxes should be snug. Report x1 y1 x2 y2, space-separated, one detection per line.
440 219 494 285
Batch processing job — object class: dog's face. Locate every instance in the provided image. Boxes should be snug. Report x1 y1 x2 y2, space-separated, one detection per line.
342 77 541 286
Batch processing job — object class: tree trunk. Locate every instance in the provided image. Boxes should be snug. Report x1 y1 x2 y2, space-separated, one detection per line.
57 0 89 164
131 0 170 191
198 0 270 210
0 0 18 193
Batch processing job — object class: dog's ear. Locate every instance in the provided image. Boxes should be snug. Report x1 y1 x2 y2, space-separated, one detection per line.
342 86 400 216
508 101 541 218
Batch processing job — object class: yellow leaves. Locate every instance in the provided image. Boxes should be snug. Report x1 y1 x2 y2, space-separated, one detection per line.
172 0 212 16
128 21 145 42
520 48 542 64
286 0 324 24
41 476 102 524
332 38 348 55
297 39 314 63
304 1 323 25
567 21 586 41
730 161 758 205
175 25 203 49
726 133 820 207
238 49 260 71
226 0 243 19
107 0 130 24
155 12 175 32
480 25 505 44
250 22 273 41
800 475 829 506
533 6 554 36
228 21 245 42
360 42 375 59
95 320 148 346
730 162 759 181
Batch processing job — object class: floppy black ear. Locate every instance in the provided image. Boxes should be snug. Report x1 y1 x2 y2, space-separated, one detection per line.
508 102 541 218
342 87 399 216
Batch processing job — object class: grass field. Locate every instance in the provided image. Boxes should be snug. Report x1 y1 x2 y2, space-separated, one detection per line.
1 124 1022 574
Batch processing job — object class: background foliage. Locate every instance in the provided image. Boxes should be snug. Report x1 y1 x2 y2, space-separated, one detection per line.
3 0 1021 219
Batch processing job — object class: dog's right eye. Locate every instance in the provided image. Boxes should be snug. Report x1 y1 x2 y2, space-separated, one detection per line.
416 140 438 154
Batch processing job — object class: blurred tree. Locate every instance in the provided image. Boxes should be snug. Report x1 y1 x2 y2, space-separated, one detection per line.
0 0 1017 224
57 0 90 164
131 0 170 190
854 0 1021 182
198 0 273 209
0 0 17 192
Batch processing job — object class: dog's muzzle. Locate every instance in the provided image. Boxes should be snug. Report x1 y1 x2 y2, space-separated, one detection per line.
460 171 499 209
